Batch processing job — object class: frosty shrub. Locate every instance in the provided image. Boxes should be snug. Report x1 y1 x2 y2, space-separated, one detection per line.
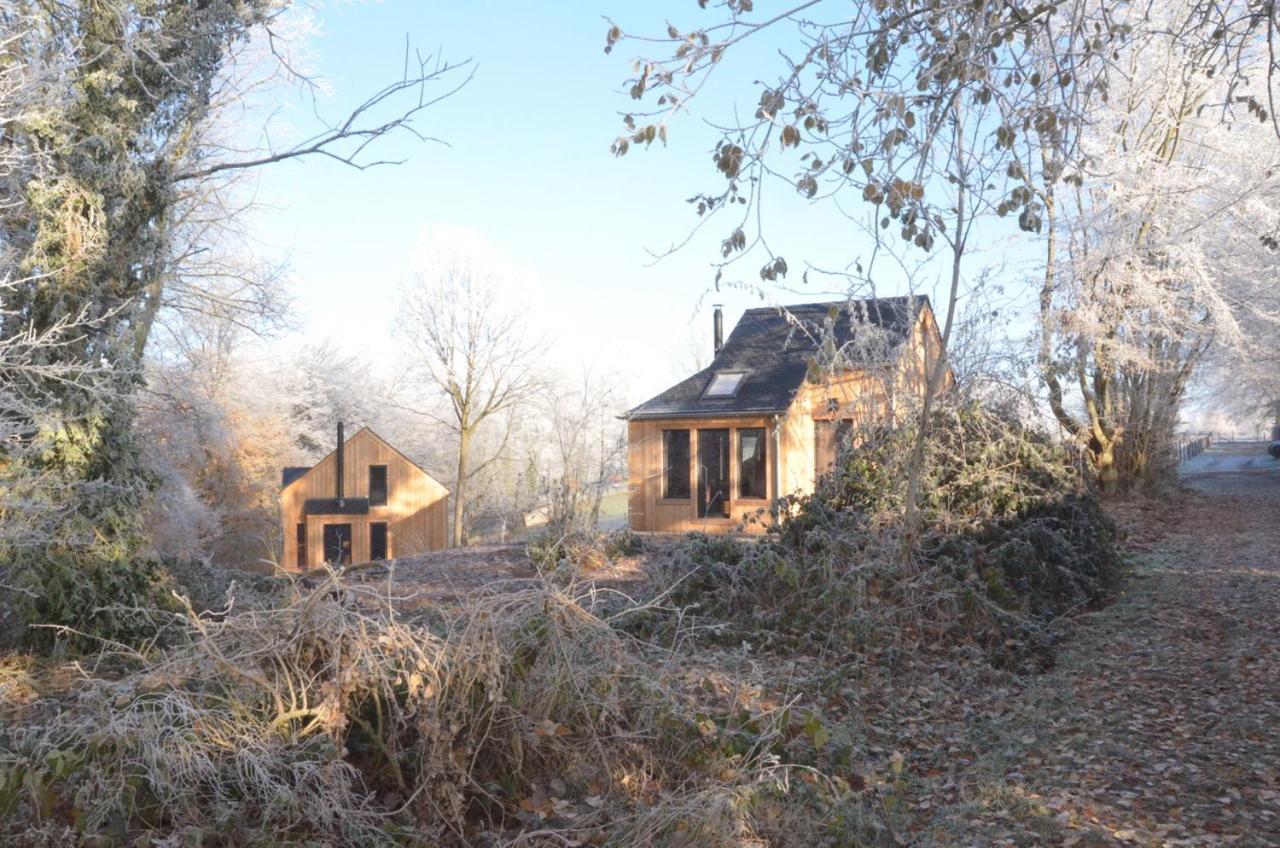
648 401 1124 667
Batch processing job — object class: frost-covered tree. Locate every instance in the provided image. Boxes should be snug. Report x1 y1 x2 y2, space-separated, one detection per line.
0 0 466 644
537 367 627 534
1039 1 1280 489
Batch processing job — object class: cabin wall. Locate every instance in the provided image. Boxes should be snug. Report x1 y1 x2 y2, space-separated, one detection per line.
893 304 951 401
783 307 949 480
281 429 449 570
784 369 893 485
625 305 949 536
627 416 777 534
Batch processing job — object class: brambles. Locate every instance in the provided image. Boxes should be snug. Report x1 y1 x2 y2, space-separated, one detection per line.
2 549 178 652
526 525 643 575
0 574 863 845
0 402 1128 844
647 401 1124 667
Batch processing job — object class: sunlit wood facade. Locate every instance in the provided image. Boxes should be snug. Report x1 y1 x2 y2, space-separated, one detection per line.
280 426 449 570
625 299 947 534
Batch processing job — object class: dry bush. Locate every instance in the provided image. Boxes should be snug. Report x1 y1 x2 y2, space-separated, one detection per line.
645 401 1124 668
0 573 861 846
526 525 643 578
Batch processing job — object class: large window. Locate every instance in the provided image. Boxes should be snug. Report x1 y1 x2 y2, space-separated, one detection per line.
662 429 690 499
738 428 767 499
323 523 353 565
369 465 388 506
697 429 731 518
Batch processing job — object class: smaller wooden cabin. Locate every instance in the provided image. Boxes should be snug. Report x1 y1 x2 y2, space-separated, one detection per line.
280 424 449 570
624 296 947 534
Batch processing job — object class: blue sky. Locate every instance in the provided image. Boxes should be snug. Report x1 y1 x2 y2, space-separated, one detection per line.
252 1 1034 404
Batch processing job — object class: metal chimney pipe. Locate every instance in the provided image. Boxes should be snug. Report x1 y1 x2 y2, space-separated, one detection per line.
335 421 345 502
713 305 724 353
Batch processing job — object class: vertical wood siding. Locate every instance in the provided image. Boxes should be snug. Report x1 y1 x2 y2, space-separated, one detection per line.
280 428 449 570
626 305 948 534
626 415 777 534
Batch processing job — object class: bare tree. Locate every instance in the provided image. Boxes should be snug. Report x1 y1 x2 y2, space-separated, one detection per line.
397 253 544 546
539 367 627 533
0 0 470 642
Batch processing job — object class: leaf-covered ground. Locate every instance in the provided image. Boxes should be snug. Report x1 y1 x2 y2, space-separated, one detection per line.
902 451 1280 845
385 447 1280 846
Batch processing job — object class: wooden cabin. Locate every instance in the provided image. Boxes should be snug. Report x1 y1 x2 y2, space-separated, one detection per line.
280 424 449 570
624 296 947 534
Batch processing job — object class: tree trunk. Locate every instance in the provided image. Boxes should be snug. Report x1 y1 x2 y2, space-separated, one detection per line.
901 103 965 552
452 427 470 547
1094 436 1119 495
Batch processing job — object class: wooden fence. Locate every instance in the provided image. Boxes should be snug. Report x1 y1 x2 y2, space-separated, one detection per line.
1213 431 1271 443
1175 434 1211 464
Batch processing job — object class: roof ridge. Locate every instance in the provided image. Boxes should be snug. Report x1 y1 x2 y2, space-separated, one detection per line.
744 294 922 312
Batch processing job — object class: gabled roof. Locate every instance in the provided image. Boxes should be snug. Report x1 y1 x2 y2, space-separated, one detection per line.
282 467 310 488
280 426 450 494
626 296 928 420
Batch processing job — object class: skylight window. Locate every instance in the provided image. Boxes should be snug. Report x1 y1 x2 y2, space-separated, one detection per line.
704 371 747 398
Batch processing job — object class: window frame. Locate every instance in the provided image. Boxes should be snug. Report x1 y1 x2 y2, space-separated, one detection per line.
814 418 856 475
736 427 768 500
702 370 749 398
368 464 388 507
660 429 691 501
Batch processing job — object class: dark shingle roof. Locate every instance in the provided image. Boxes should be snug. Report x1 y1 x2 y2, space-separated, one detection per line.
626 296 926 420
282 467 310 489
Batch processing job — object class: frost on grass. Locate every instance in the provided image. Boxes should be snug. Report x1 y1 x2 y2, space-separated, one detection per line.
0 574 870 845
0 401 1128 846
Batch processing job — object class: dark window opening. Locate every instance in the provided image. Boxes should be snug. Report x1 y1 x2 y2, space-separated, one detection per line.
369 465 388 506
323 523 353 565
370 522 388 561
662 430 690 499
296 523 307 569
697 429 731 518
738 428 767 499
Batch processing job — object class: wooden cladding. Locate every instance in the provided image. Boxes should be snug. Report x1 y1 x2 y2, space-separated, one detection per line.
629 416 776 534
281 427 449 570
627 304 949 535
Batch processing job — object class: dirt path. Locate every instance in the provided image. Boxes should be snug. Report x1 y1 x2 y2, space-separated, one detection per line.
1179 440 1280 481
930 444 1280 845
